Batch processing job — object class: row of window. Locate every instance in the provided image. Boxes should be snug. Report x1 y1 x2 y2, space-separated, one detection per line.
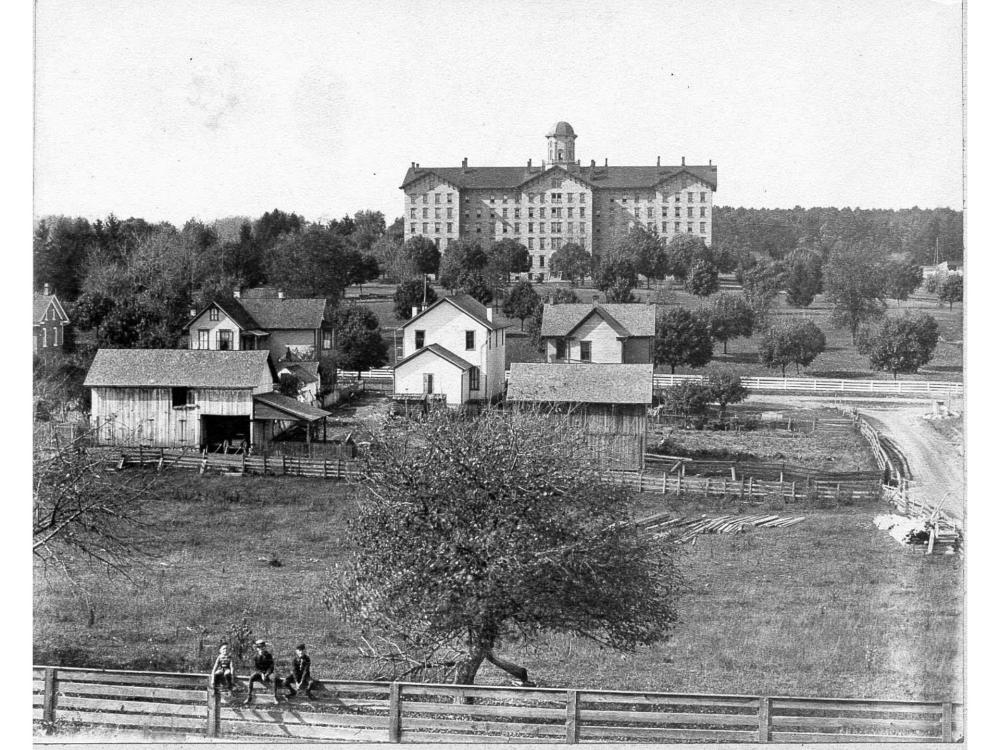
419 367 481 393
412 207 455 219
553 339 592 361
414 329 478 350
410 189 710 206
411 193 455 204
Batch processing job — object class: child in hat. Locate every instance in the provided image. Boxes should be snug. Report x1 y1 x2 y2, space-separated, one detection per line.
210 644 235 693
244 639 275 706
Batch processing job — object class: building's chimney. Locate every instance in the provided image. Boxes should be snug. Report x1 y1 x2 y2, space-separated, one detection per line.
233 287 241 299
43 283 50 296
657 156 661 167
278 290 285 300
604 158 608 167
709 159 713 165
590 159 595 168
486 306 494 323
681 156 686 166
411 305 420 318
592 294 599 303
189 308 197 318
411 161 415 169
527 158 532 169
462 157 468 169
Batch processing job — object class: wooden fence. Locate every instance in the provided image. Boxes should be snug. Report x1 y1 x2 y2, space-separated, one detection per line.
116 447 362 481
336 367 964 397
642 454 883 484
32 666 960 743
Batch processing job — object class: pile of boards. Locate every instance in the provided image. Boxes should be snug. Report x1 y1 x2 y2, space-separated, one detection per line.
874 513 962 555
637 512 805 544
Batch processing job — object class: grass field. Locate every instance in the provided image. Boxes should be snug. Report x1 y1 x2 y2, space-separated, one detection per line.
33 471 961 702
344 279 963 380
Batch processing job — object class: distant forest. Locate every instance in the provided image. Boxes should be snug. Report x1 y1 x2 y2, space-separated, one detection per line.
712 206 963 265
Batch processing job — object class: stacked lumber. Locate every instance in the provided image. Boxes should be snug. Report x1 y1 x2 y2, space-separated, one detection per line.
873 512 962 556
637 513 805 544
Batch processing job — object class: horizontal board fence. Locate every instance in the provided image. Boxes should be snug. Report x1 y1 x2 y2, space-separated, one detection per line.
33 666 960 743
648 413 857 434
642 454 885 485
337 368 964 397
114 448 363 481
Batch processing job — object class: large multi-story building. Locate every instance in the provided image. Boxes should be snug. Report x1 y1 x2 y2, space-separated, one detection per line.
400 122 717 281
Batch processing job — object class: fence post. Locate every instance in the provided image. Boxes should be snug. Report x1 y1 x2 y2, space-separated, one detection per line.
388 682 402 742
565 689 579 744
282 455 287 475
941 701 953 742
206 684 220 738
661 472 667 494
758 696 772 742
43 667 57 724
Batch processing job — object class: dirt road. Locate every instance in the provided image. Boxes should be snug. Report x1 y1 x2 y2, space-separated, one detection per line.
747 394 966 522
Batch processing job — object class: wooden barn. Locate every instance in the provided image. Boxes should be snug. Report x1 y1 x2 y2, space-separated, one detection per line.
85 349 281 450
505 362 653 470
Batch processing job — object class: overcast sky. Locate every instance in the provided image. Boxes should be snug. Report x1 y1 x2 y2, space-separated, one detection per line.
33 0 963 226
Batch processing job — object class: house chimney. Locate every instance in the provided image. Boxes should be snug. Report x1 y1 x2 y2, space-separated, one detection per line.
43 283 50 296
189 308 197 318
604 158 608 167
709 159 713 165
462 157 468 169
486 306 494 323
527 158 532 169
411 305 420 318
681 156 686 165
657 156 661 167
233 287 241 299
590 159 595 168
278 290 285 300
411 161 415 169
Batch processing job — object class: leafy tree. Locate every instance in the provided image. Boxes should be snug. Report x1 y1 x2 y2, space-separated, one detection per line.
351 210 387 252
823 241 888 343
663 234 706 279
662 381 713 418
267 225 356 303
696 243 738 274
548 242 591 286
784 249 824 308
938 274 963 309
220 221 267 287
33 216 95 301
387 216 405 244
394 280 439 320
253 209 304 250
502 281 540 331
595 256 638 302
317 355 339 396
705 293 755 354
458 271 494 305
653 307 714 374
337 409 681 685
489 238 531 282
857 314 939 379
741 258 787 318
439 239 487 291
614 226 666 287
924 271 946 295
759 319 826 376
348 254 382 293
403 236 441 277
374 237 416 284
685 260 720 297
884 257 924 304
278 372 303 398
33 345 97 419
334 305 388 376
526 288 579 353
706 370 748 418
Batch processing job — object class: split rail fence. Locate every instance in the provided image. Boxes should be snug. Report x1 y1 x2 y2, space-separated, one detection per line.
33 666 960 743
336 368 964 397
113 447 362 481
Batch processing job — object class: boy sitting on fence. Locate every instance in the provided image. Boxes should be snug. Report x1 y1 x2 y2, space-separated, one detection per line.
278 644 315 699
243 639 275 706
210 644 236 693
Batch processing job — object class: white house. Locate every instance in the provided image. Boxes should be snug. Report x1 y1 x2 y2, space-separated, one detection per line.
540 303 655 364
393 294 507 407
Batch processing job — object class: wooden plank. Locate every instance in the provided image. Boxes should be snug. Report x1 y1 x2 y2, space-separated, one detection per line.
771 714 940 732
32 679 45 693
33 693 44 707
399 684 566 702
771 731 931 743
58 681 206 702
759 696 771 741
207 685 219 738
388 682 401 742
57 695 208 718
579 708 757 727
32 708 44 721
565 689 578 744
942 701 953 742
771 697 943 713
220 706 389 729
579 692 759 708
54 667 208 686
219 719 385 741
578 725 758 741
402 716 566 737
400 730 559 743
402 701 565 720
43 667 57 723
32 668 45 680
54 708 207 731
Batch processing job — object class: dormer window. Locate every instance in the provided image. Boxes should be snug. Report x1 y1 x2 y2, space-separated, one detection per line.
209 307 219 321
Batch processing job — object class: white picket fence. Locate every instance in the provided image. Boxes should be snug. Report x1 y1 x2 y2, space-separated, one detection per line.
337 368 963 397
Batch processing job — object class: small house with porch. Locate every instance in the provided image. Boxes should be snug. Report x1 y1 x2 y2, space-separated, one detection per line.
393 294 507 407
540 303 655 364
33 283 70 353
85 349 330 452
506 362 653 469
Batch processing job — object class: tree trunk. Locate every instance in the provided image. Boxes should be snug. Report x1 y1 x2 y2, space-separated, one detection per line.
671 364 676 374
454 646 487 686
723 339 728 354
485 648 534 685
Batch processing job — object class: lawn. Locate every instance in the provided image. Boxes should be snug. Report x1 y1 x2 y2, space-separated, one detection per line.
33 472 961 703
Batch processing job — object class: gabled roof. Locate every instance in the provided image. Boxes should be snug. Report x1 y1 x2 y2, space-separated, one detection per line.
278 361 320 384
84 349 275 388
238 298 326 330
393 343 474 372
402 294 504 332
541 304 656 338
506 363 653 405
33 293 69 324
400 163 717 191
253 391 329 422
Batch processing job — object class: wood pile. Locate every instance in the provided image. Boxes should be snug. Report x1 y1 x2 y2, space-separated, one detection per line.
637 512 805 544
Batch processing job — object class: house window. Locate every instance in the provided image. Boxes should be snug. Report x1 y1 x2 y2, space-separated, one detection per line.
687 207 694 218
209 307 219 321
435 222 441 233
675 222 681 231
197 329 209 349
410 223 416 234
410 208 416 218
662 222 668 232
540 222 546 233
422 194 428 203
423 222 429 233
42 327 47 348
700 192 707 202
687 223 694 233
579 193 586 202
580 341 592 362
447 193 453 203
555 339 566 359
323 330 333 349
675 207 681 217
700 207 707 217
465 330 475 350
447 222 453 233
647 207 654 218
435 193 441 204
217 330 233 350
700 222 707 234
552 222 561 232
434 208 441 218
415 330 425 349
688 192 694 202
171 387 192 408
552 193 562 202
422 208 429 218
579 208 585 218
579 222 586 233
538 255 545 268
469 366 480 391
422 373 434 393
528 238 534 250
675 194 681 202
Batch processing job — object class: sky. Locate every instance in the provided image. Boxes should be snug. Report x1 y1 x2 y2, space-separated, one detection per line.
34 0 964 227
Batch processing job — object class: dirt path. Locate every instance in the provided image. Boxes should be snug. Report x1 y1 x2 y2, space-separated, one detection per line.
746 394 966 522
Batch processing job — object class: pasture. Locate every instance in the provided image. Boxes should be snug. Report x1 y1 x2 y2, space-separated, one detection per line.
34 468 961 703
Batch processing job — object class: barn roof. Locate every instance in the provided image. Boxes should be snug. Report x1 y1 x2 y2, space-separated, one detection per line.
278 361 319 384
401 163 717 191
541 304 656 338
84 349 275 388
394 343 474 371
506 363 653 405
253 391 329 422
